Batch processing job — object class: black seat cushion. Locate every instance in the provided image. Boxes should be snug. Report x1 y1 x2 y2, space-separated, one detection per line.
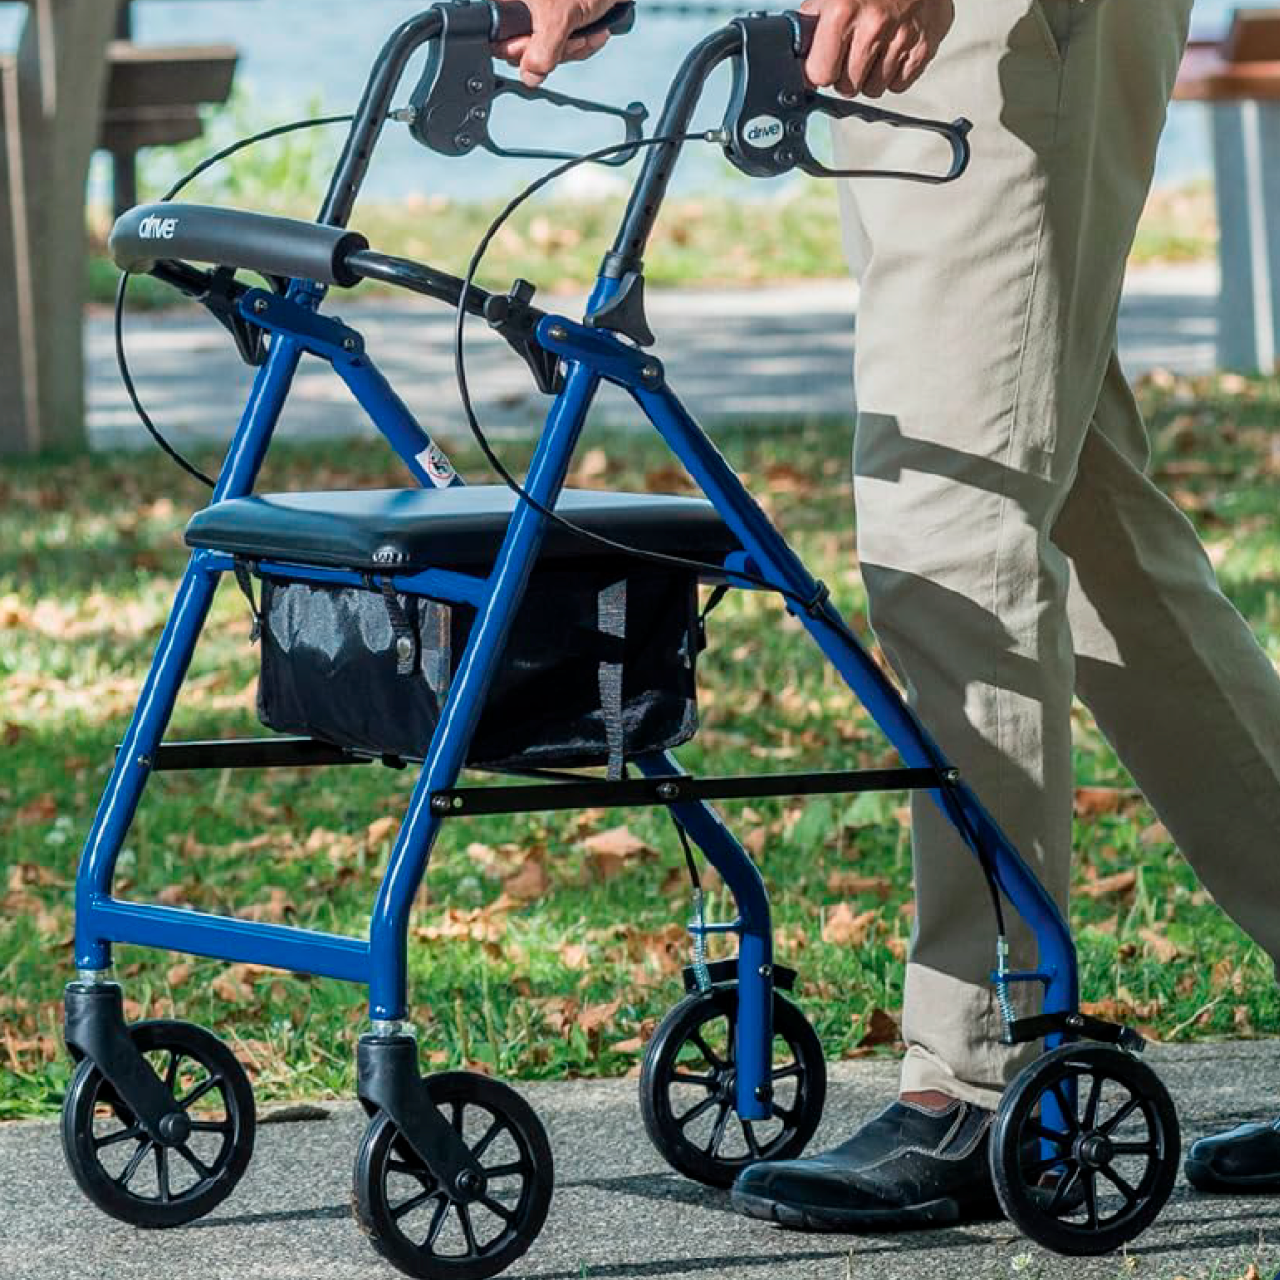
185 486 741 573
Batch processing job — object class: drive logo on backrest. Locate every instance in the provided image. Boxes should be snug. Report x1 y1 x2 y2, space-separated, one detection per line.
138 214 179 241
744 116 784 149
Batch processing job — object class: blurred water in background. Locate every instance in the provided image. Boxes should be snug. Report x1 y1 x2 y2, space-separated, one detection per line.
0 0 1265 199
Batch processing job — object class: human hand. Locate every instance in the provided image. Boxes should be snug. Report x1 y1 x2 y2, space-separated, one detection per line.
797 0 955 97
493 0 617 88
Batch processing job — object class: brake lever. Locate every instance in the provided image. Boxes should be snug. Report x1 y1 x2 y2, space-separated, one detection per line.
405 1 646 165
721 12 971 185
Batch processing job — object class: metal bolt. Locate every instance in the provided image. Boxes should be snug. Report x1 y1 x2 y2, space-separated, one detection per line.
759 964 773 978
467 76 486 94
779 89 801 108
76 968 112 986
546 324 568 342
468 106 489 122
754 1085 773 1101
656 782 680 802
370 1019 415 1038
252 297 269 315
342 336 359 353
431 795 451 814
641 363 662 382
777 148 796 166
1067 1013 1085 1029
396 636 414 662
137 754 151 768
786 119 804 137
944 768 961 784
455 133 474 150
451 796 465 810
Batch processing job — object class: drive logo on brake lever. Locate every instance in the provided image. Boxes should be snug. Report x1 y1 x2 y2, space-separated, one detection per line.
722 12 972 185
404 1 647 165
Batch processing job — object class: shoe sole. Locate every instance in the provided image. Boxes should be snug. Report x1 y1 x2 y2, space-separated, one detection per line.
1185 1157 1280 1195
730 1187 986 1232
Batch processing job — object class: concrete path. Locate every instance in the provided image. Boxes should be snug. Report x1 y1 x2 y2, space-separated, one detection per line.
86 264 1220 452
4 1040 1279 1280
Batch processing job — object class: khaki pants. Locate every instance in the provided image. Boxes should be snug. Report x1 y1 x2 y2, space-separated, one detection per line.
836 0 1280 1108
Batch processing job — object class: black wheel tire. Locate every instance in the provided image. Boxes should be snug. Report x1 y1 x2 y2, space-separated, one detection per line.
61 1019 256 1229
990 1042 1180 1256
353 1071 554 1280
639 983 826 1189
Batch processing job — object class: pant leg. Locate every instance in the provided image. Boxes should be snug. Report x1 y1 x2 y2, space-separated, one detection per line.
835 0 1193 1106
1058 357 1280 970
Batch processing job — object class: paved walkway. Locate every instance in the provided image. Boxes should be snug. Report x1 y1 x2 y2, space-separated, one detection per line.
4 1041 1279 1280
86 264 1220 452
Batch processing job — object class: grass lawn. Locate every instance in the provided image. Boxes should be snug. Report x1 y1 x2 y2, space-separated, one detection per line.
3 371 1280 1127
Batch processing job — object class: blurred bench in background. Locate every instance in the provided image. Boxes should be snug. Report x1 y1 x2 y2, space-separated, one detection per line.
1177 10 1280 373
0 0 240 456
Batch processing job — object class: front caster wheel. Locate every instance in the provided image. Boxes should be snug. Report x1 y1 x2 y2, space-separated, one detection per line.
991 1042 1180 1256
61 1019 256 1228
640 983 826 1188
354 1072 554 1280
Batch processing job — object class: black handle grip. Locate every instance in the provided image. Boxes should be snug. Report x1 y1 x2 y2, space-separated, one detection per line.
792 11 816 58
489 1 636 44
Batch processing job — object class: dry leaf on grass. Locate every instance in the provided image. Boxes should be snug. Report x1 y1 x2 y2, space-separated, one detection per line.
503 853 550 902
1137 926 1179 963
1078 869 1138 900
826 871 893 900
856 1007 900 1049
581 826 655 880
1074 787 1133 818
821 903 879 946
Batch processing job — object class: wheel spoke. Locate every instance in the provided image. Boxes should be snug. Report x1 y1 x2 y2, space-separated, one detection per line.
771 1062 801 1082
741 1119 761 1158
1082 1169 1100 1230
770 1102 797 1125
483 1160 527 1180
391 1188 439 1221
188 1119 233 1136
93 1124 144 1151
704 1102 733 1157
480 1193 516 1224
676 1093 720 1131
115 1139 154 1189
671 1071 717 1090
163 1051 181 1094
1049 1081 1079 1134
1083 1073 1104 1131
1022 1152 1074 1179
178 1074 223 1111
1099 1163 1140 1208
1047 1163 1081 1217
470 1117 505 1162
1027 1119 1071 1149
450 1099 466 1135
422 1198 450 1252
457 1203 479 1256
156 1146 172 1203
1099 1097 1140 1136
688 1030 724 1070
1110 1141 1158 1157
176 1143 213 1180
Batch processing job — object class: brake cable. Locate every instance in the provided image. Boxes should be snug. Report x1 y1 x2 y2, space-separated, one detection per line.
115 113 355 489
452 131 1012 945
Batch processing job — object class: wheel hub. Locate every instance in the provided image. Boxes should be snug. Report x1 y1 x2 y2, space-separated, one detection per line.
1075 1132 1114 1170
158 1110 192 1146
453 1168 486 1202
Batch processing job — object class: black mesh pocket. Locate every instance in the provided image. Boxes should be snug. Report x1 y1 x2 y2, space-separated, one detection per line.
256 566 701 768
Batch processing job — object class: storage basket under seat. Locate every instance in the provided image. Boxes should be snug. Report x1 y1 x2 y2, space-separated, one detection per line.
254 564 702 769
185 485 741 770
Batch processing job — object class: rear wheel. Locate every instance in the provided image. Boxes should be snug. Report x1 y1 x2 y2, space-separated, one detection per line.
639 984 826 1188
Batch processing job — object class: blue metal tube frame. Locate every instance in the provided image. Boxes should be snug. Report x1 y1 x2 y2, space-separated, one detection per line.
74 274 1081 1140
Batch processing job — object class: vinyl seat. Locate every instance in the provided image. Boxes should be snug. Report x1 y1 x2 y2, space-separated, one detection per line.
185 485 741 574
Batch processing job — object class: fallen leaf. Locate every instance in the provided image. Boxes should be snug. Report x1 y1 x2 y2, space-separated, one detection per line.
503 854 550 903
1078 870 1138 900
13 793 57 827
577 1000 621 1036
826 871 893 900
857 1007 900 1048
1074 787 1131 819
822 903 878 946
1138 926 1179 963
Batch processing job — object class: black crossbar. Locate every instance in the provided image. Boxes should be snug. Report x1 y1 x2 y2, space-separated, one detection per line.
430 766 947 817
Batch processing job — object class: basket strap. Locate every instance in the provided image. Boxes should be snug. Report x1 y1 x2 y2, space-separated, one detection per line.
597 578 628 781
232 558 262 644
379 577 419 676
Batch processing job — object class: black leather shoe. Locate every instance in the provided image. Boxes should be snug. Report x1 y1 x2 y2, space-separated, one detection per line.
1186 1119 1280 1193
730 1097 1002 1231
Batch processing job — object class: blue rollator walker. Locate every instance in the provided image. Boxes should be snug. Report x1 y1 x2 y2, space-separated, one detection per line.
63 5 1182 1275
